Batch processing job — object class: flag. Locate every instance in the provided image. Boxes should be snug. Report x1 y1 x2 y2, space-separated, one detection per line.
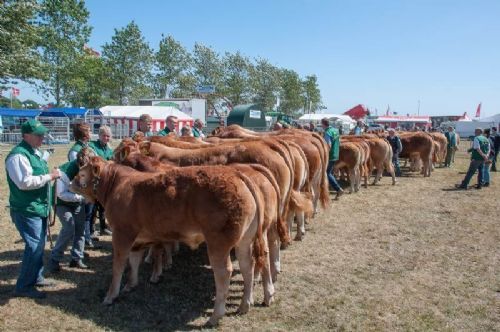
475 102 481 118
11 87 20 97
386 105 390 116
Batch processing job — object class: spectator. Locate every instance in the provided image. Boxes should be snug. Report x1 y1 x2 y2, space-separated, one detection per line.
456 128 490 190
137 114 154 137
158 115 178 136
181 125 193 137
491 127 500 172
444 126 458 167
192 119 205 138
481 129 495 187
47 150 89 272
68 123 90 161
321 118 343 199
387 128 403 176
88 126 113 236
354 121 363 135
309 122 316 132
5 120 61 298
273 122 283 131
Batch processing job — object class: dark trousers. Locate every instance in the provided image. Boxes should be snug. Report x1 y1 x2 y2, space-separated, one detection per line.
326 160 342 192
492 150 498 171
461 159 484 187
91 202 107 231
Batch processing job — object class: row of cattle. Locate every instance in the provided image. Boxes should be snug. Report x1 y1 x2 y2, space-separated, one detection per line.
71 125 450 326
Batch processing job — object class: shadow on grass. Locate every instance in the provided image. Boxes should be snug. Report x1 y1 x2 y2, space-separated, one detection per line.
0 243 227 330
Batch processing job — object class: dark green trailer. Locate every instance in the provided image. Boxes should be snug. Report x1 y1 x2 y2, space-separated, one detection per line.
226 104 268 131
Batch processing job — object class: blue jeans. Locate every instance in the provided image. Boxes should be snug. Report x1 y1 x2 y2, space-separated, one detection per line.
51 203 86 262
326 160 342 192
482 157 493 184
84 203 94 243
392 153 402 176
10 211 47 293
461 159 484 187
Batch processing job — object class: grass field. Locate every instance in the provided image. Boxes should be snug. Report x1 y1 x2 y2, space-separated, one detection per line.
0 143 499 331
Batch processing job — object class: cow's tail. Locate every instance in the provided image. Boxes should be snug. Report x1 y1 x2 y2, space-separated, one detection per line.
249 164 290 246
290 190 314 217
310 136 329 209
238 171 266 270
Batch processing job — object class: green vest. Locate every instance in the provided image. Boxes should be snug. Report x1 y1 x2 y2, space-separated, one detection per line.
445 131 456 148
89 140 113 160
192 127 203 138
6 140 51 218
68 140 87 161
157 127 171 137
325 127 340 161
471 135 490 161
56 160 80 207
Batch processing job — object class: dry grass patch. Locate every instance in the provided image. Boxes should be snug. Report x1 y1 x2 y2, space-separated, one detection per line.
0 143 499 331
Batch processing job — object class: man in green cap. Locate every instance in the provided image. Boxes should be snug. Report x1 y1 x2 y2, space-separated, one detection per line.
158 115 178 136
321 118 344 199
5 119 61 298
456 128 490 189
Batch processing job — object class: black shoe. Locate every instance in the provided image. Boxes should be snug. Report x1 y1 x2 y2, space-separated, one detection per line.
85 242 102 250
83 252 90 258
100 228 112 236
455 184 467 190
69 260 88 269
47 259 61 273
483 182 490 187
474 184 482 189
13 289 46 299
35 278 56 288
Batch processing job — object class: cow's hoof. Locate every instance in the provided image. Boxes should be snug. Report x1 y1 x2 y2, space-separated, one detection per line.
102 297 114 305
263 295 274 307
280 243 289 250
149 277 161 285
122 284 136 293
294 234 303 241
163 264 172 271
237 303 250 315
205 317 220 328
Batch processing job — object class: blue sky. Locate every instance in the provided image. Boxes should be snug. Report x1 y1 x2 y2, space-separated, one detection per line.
15 0 500 117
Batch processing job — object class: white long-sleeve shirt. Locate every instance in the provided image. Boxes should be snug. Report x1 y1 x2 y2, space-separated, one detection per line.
5 150 55 191
56 172 84 203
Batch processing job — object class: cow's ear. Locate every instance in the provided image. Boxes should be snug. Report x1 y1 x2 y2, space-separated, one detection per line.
119 146 130 162
139 141 151 156
92 164 101 177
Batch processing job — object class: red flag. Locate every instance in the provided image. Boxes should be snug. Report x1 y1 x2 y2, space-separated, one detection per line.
11 87 20 97
475 102 481 118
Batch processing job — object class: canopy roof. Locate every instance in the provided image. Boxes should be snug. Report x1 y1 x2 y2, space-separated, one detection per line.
480 113 500 122
344 104 369 120
0 108 40 117
374 115 431 123
298 113 355 123
100 105 193 121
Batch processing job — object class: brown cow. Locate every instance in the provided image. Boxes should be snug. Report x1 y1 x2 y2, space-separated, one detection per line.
72 157 269 326
399 132 434 177
335 142 362 193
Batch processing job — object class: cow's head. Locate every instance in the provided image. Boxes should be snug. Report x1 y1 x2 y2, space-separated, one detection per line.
138 141 152 156
113 138 138 162
71 156 107 203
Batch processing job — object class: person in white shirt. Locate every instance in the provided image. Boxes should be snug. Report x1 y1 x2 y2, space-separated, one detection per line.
5 120 60 299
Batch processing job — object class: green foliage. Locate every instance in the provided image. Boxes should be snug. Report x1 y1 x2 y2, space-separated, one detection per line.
38 0 92 106
279 69 304 115
154 35 192 98
249 58 281 111
21 99 40 109
0 95 23 108
302 75 322 113
0 0 44 84
193 43 223 87
221 51 252 106
102 21 153 105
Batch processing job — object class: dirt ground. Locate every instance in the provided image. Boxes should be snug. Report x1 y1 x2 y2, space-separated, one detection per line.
0 143 498 331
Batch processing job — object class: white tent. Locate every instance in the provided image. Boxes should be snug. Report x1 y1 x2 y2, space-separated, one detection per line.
481 113 500 123
298 113 355 123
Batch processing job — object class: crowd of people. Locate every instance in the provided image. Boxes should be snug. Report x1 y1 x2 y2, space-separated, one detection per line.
4 112 498 299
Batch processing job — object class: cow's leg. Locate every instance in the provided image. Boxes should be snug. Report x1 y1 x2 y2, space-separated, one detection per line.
259 233 274 306
103 232 134 305
267 225 280 282
123 248 145 292
294 211 305 241
149 244 164 284
235 242 255 314
144 246 153 264
173 240 180 254
387 161 396 185
206 249 232 326
163 242 173 270
348 168 355 193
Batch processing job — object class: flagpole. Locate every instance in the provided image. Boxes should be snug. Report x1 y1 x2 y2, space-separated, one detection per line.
10 89 13 108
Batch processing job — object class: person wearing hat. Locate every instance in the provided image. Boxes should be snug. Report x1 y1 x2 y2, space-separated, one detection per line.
321 118 344 199
491 127 500 172
444 126 457 167
5 120 61 298
47 149 89 272
137 114 154 137
158 115 178 136
387 128 403 176
88 125 113 237
456 128 490 190
68 123 90 162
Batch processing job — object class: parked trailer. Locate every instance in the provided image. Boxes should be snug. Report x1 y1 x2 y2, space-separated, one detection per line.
451 121 496 140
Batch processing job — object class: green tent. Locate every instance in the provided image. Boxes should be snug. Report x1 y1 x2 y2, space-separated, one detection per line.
227 104 267 130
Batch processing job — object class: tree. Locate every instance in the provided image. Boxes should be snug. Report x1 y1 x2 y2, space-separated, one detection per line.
170 73 197 98
21 99 40 109
249 58 280 110
0 0 44 85
61 50 115 108
38 0 92 106
192 43 223 87
221 51 252 106
154 35 191 98
278 69 303 115
302 75 322 113
102 21 153 105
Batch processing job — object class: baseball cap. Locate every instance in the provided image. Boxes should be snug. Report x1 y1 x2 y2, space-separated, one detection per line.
21 119 48 135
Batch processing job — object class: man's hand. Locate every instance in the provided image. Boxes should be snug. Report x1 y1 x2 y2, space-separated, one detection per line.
50 168 61 180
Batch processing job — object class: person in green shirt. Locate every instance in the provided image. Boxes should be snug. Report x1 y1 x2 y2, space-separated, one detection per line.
68 123 90 161
88 126 113 237
321 118 344 199
192 119 205 138
5 120 61 298
158 115 178 136
456 128 490 189
444 126 457 167
136 114 154 137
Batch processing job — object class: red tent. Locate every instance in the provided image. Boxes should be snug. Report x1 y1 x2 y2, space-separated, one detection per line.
344 104 369 120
